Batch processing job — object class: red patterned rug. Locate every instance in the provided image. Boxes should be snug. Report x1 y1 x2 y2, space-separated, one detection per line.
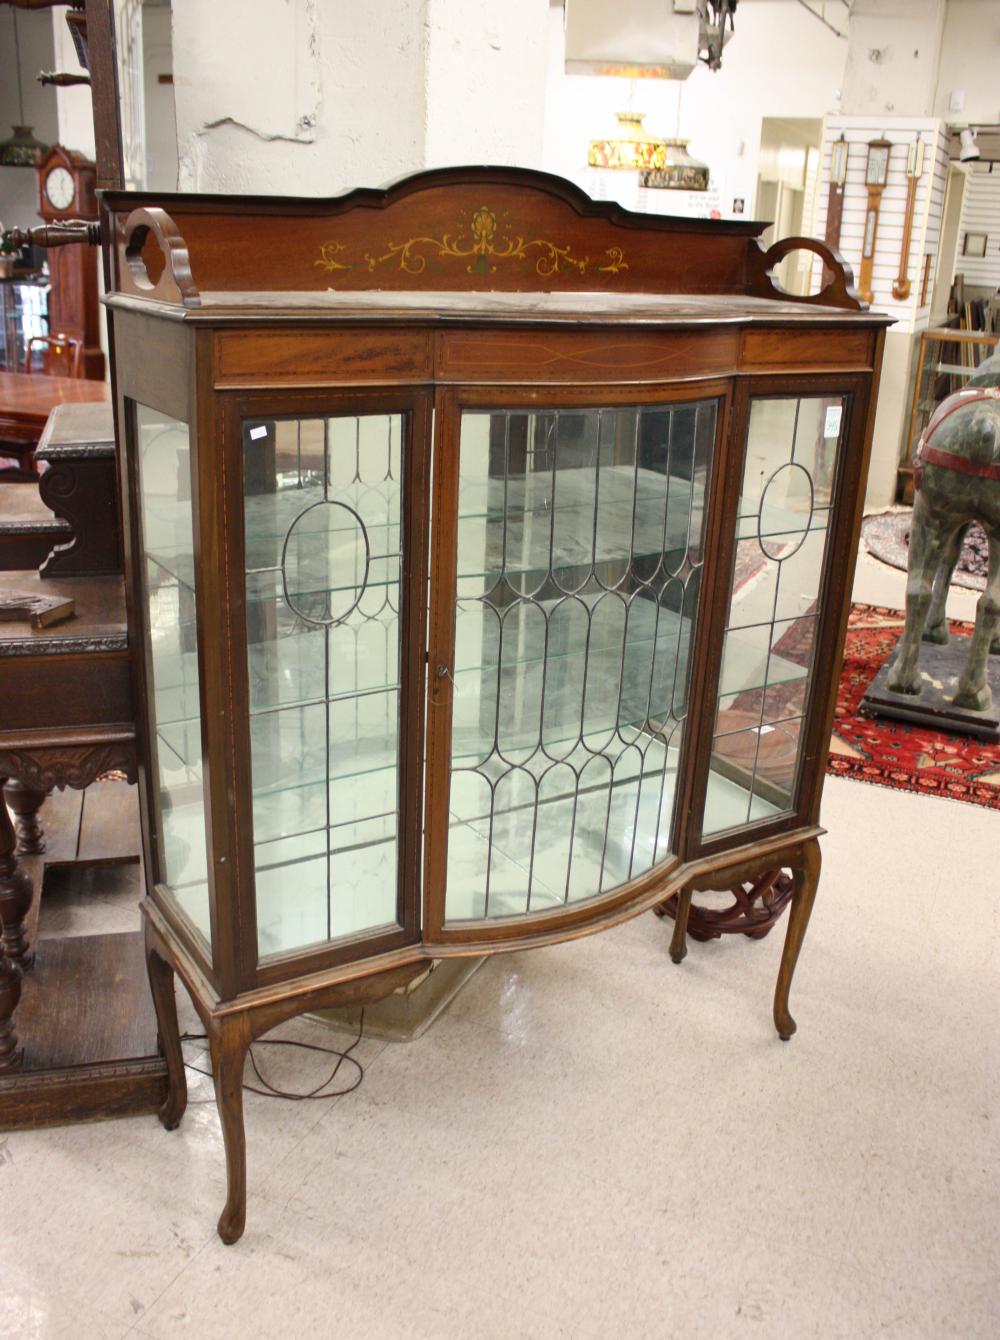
827 604 1000 809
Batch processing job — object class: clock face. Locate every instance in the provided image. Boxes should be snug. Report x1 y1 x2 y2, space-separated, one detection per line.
866 145 889 187
45 166 75 211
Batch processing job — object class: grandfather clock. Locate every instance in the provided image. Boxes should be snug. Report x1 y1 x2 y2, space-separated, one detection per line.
36 145 105 380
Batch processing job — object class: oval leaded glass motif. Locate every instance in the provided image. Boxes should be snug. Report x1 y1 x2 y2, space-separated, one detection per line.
280 498 371 626
758 462 814 561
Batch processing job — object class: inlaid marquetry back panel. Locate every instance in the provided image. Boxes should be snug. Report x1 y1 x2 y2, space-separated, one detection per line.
105 167 767 299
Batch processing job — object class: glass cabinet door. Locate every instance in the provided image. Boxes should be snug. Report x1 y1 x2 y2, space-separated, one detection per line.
702 393 846 838
134 403 211 948
241 412 406 959
444 399 717 922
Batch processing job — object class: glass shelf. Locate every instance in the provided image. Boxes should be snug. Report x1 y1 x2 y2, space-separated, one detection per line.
149 581 807 785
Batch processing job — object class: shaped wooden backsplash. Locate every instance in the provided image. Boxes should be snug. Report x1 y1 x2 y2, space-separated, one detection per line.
107 166 766 298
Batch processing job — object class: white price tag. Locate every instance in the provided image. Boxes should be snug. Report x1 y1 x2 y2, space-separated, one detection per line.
249 425 268 441
824 405 842 439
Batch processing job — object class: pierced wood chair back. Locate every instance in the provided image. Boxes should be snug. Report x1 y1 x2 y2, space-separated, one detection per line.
25 332 84 379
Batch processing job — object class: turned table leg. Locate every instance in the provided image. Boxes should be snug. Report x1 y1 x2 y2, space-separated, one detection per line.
773 839 822 1042
0 779 32 1072
0 780 34 970
4 780 49 856
0 946 21 1071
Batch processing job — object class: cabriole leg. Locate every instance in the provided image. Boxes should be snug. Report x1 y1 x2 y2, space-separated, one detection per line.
143 926 188 1131
669 886 692 964
209 1018 251 1245
773 840 821 1042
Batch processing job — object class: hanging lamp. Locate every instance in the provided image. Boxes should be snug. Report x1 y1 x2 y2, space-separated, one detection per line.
0 10 49 167
588 112 667 171
641 140 710 191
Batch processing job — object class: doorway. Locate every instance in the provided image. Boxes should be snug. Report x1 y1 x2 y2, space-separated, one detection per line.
755 118 824 296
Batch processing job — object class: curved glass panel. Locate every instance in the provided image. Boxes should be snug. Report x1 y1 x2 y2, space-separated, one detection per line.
702 394 845 837
242 414 403 959
446 401 717 921
134 404 210 947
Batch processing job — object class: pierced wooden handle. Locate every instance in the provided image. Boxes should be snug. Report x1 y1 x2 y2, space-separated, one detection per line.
118 207 200 309
748 235 865 312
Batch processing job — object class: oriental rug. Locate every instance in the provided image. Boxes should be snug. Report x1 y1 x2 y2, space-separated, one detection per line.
861 511 988 588
827 604 1000 810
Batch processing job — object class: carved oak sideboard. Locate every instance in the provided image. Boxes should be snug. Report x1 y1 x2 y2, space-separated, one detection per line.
0 572 163 1125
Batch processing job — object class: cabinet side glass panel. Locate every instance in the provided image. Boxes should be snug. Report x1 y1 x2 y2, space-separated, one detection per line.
702 395 846 837
446 401 716 921
134 403 210 945
242 414 403 959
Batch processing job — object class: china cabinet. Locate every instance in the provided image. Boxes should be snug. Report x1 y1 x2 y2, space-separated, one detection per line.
0 275 49 373
99 167 888 1242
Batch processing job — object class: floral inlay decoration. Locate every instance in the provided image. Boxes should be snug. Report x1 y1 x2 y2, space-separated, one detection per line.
314 206 629 280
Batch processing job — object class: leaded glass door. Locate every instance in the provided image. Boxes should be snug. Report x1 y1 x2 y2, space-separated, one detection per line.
234 391 430 975
696 382 854 844
427 390 722 933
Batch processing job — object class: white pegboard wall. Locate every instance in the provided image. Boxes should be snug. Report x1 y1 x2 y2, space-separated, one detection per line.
811 116 951 335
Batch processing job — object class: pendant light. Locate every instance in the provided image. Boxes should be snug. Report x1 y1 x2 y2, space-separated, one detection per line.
0 9 50 167
588 111 667 172
640 82 711 192
641 140 710 192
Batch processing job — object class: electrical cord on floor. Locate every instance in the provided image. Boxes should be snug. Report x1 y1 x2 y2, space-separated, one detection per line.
179 1009 366 1101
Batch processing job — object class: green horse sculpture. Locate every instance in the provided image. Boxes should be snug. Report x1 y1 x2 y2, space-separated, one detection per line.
888 351 1000 711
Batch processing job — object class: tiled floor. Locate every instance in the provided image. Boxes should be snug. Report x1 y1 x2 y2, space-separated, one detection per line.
1 550 997 1339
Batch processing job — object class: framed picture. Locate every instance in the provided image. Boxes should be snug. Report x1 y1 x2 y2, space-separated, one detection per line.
963 232 988 258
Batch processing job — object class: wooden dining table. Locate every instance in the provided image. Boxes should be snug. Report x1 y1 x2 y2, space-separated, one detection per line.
0 371 111 475
1 370 111 431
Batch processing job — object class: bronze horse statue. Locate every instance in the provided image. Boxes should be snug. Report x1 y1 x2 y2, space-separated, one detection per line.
888 351 1000 711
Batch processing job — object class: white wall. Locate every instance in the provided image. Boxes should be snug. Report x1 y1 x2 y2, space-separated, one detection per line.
143 3 178 191
840 0 946 117
423 0 548 169
50 9 96 160
934 0 1000 124
543 0 848 218
173 0 328 193
171 0 548 196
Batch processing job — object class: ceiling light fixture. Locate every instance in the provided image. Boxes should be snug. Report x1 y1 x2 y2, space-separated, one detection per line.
0 9 50 168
